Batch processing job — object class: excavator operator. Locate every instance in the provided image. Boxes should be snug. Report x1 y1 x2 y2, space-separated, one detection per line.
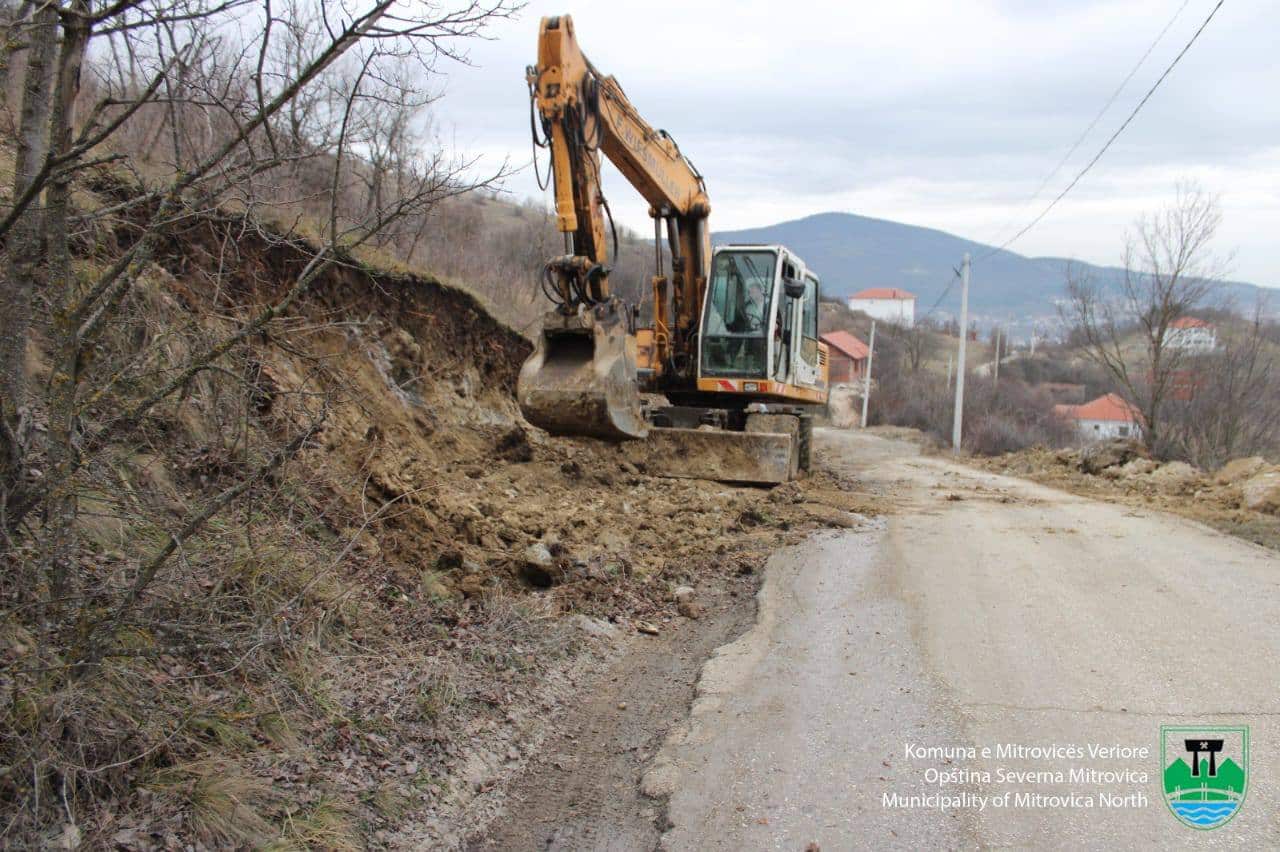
744 282 767 333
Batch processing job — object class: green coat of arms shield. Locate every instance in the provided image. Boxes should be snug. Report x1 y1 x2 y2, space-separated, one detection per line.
1161 725 1248 830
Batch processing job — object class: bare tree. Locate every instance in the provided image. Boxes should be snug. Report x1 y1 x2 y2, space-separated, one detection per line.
0 0 517 834
894 318 935 373
1163 299 1280 468
1060 183 1224 452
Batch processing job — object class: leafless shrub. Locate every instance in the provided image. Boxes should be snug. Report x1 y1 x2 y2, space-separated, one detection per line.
1161 299 1280 468
0 0 519 839
872 369 1075 456
1060 182 1225 452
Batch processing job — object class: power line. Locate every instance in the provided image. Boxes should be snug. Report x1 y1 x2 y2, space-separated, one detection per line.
982 0 1192 249
976 0 1225 264
923 268 962 319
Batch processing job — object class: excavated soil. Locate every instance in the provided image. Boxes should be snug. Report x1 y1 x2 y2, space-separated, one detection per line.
59 214 882 847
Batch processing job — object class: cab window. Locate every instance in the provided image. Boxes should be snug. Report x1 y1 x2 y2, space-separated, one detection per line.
799 273 820 367
701 250 776 376
802 274 818 340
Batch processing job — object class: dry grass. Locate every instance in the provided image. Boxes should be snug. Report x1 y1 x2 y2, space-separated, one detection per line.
270 798 362 852
145 760 274 847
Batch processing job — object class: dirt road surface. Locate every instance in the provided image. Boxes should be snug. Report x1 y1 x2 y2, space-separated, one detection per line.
660 429 1280 850
465 574 759 852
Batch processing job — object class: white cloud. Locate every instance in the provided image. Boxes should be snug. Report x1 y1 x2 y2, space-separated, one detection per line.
435 0 1280 286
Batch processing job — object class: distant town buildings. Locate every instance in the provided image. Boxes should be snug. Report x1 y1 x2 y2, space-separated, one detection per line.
1054 393 1144 441
1163 317 1217 352
820 331 869 384
848 287 916 327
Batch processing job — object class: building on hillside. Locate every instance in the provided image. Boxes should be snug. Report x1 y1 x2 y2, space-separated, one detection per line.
1054 393 1144 441
1163 317 1216 352
848 287 915 327
820 330 869 384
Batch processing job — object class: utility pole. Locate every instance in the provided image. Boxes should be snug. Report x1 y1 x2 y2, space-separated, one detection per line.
951 254 970 454
860 320 876 429
946 353 953 389
994 327 1001 383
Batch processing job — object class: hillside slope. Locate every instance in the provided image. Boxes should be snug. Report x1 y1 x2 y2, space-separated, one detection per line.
5 187 865 846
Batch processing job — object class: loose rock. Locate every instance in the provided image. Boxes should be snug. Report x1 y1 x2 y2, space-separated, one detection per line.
673 586 703 619
1147 461 1201 493
1241 467 1280 514
1215 456 1267 485
520 542 562 587
1080 437 1148 475
570 614 618 640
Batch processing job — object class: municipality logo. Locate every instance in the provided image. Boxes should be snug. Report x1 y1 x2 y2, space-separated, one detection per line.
1161 726 1248 829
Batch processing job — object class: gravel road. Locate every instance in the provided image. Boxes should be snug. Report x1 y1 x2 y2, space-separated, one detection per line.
661 429 1280 850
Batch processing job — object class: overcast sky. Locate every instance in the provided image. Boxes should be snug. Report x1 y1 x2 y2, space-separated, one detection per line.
432 0 1278 286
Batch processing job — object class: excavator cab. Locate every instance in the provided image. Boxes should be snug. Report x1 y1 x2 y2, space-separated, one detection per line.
696 245 826 405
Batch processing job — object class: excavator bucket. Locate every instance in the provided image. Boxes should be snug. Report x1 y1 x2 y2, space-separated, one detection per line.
518 303 649 441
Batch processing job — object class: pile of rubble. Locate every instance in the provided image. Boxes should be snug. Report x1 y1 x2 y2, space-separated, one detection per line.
978 438 1280 549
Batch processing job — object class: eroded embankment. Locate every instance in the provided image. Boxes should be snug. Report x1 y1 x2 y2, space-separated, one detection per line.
13 203 879 847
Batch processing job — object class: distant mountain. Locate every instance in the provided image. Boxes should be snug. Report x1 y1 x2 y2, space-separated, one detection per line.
714 212 1270 330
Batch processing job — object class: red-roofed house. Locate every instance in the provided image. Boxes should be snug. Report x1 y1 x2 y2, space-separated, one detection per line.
848 287 916 327
1163 316 1217 352
1054 393 1144 441
820 331 869 384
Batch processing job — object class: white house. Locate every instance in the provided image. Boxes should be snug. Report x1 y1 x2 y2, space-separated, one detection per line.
848 287 915 327
1163 317 1216 352
1054 393 1144 441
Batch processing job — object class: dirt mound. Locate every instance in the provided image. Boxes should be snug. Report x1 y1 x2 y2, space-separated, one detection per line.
975 446 1280 551
1147 461 1202 493
14 211 872 847
1103 457 1157 479
1216 456 1268 485
1079 437 1148 475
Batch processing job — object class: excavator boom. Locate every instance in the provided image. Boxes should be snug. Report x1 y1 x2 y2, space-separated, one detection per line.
517 15 829 482
518 14 710 440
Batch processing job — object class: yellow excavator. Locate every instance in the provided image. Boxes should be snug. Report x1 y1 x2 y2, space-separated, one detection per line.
517 14 829 482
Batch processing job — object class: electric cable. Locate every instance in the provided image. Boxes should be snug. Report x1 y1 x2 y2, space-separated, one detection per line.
922 268 963 320
981 0 1192 250
975 0 1225 263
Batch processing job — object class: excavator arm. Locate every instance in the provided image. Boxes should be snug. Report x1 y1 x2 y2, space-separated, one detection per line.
518 14 712 439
